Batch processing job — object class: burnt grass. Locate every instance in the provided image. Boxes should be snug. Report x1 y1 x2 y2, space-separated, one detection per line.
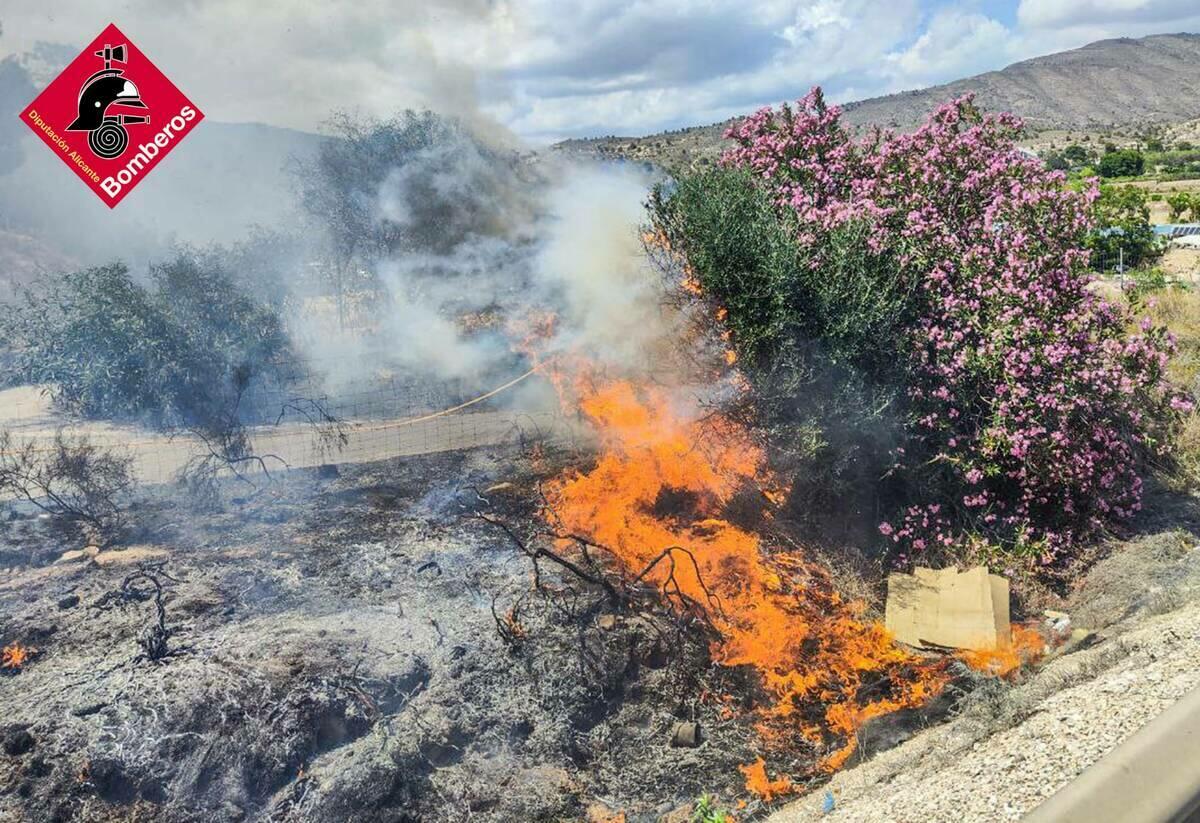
0 446 778 822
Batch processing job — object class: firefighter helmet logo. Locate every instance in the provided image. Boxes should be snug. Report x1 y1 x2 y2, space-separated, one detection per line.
19 23 203 207
67 42 150 159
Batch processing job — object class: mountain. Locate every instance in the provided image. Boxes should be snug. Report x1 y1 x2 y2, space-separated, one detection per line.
0 120 323 266
0 228 77 302
557 32 1200 167
840 32 1200 131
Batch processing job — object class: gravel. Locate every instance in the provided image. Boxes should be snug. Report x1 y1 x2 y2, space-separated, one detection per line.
770 592 1200 823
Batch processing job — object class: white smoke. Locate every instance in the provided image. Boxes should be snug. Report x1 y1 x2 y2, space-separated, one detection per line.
290 112 666 400
531 163 665 370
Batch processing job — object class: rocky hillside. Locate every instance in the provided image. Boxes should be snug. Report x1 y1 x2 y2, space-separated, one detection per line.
558 32 1200 169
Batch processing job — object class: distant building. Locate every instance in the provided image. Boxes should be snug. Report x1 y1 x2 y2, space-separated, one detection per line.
1155 223 1200 238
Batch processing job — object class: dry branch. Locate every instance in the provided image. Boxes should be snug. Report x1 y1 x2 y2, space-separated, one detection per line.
92 562 183 663
478 513 725 641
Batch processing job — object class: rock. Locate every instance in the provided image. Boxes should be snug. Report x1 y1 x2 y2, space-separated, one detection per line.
56 594 80 610
1059 628 1101 655
585 801 624 822
669 721 701 748
71 702 107 718
3 729 35 756
93 546 167 567
1044 610 1072 642
54 545 100 565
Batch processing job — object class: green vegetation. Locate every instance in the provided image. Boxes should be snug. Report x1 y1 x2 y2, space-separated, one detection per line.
1166 191 1200 222
691 795 735 823
1044 143 1095 172
1146 148 1200 180
652 91 1188 576
650 167 913 542
653 170 917 377
1098 148 1146 178
1086 184 1165 270
0 254 295 428
1128 266 1170 301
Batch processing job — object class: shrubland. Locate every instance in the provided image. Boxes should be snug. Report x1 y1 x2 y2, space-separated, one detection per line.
651 89 1191 579
0 252 296 430
0 430 133 538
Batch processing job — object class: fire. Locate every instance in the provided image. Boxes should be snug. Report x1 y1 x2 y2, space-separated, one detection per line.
540 364 949 789
739 758 793 802
2 642 34 670
959 624 1046 678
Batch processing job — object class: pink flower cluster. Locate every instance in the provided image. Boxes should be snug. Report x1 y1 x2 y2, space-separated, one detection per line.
723 88 1190 566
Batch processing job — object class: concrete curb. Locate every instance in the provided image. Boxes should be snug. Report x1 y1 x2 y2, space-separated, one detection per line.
1022 685 1200 822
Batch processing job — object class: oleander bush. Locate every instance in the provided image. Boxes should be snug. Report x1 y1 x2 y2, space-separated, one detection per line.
651 88 1190 574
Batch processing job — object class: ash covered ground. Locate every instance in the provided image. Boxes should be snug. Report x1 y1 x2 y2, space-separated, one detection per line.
0 446 769 823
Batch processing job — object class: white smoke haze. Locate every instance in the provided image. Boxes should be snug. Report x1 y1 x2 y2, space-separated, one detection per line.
285 110 668 406
1 8 674 413
531 164 667 371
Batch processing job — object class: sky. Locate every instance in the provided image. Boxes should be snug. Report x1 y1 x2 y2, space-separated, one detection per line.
3 0 1200 144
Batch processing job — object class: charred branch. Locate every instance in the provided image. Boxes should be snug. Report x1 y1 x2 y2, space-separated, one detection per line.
478 513 725 643
479 513 625 606
490 593 529 651
91 562 183 664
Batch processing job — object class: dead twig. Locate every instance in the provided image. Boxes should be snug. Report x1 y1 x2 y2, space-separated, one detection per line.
490 592 529 651
92 562 184 664
479 514 725 643
478 513 626 606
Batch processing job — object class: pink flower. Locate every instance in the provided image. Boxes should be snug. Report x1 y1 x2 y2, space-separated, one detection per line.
717 87 1189 567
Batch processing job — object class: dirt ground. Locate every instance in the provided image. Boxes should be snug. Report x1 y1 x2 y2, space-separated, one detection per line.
1159 246 1200 281
0 447 770 823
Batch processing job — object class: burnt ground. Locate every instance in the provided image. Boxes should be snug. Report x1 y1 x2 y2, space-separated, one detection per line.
0 446 768 823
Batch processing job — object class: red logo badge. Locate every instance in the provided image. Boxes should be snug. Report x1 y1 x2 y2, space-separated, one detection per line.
19 23 204 208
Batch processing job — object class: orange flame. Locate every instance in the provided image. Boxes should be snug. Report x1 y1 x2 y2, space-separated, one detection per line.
959 624 1045 678
2 642 34 670
540 364 949 789
739 758 793 801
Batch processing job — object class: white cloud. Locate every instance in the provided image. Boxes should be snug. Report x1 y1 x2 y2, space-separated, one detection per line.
1017 0 1199 29
888 9 1012 86
2 0 1199 142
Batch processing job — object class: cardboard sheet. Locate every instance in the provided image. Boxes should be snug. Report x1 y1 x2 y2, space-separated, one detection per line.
885 566 1011 651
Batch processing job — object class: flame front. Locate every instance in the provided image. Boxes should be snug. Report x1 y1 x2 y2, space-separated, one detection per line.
541 367 949 783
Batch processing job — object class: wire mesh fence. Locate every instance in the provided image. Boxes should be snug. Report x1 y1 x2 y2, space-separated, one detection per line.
0 363 573 488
